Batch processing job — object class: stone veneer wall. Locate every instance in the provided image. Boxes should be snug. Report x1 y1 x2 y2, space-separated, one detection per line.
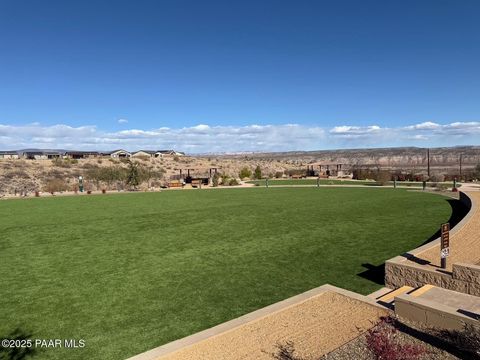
385 192 480 296
385 262 480 296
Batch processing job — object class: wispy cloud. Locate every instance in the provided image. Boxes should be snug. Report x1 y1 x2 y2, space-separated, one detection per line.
0 121 478 153
118 118 128 124
329 125 382 137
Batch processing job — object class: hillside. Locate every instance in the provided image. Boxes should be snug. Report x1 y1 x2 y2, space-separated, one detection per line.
0 146 479 196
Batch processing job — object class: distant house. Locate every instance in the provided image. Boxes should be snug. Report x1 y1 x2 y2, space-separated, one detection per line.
21 150 65 159
132 150 158 158
0 151 19 159
107 149 131 158
21 151 44 160
157 150 185 156
132 150 185 158
65 151 100 159
7 148 184 160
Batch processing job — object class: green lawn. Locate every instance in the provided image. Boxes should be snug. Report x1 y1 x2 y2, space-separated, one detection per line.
247 179 377 186
0 188 452 359
247 179 457 187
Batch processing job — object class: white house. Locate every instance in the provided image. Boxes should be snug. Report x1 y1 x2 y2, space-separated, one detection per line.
132 150 157 158
157 150 185 156
0 151 19 159
108 149 131 158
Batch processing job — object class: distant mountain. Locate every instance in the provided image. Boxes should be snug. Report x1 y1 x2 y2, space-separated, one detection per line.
217 146 480 168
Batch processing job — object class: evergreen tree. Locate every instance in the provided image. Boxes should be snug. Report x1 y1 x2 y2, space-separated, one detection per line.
254 165 262 179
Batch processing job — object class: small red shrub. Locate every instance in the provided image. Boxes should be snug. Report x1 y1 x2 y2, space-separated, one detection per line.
366 317 427 360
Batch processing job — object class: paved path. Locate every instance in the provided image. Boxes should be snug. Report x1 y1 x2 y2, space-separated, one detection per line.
404 192 480 270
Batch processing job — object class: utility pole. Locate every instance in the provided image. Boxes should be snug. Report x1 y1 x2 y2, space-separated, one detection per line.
459 154 463 179
427 148 430 178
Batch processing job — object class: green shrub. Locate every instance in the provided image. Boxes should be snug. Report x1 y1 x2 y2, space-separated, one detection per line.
254 165 262 179
373 170 391 185
212 173 220 187
51 158 71 168
286 169 305 177
238 167 252 179
85 165 127 189
221 174 230 185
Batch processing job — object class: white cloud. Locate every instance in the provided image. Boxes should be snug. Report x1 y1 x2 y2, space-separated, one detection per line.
408 134 429 140
118 118 128 124
330 125 381 137
0 121 478 153
405 121 440 130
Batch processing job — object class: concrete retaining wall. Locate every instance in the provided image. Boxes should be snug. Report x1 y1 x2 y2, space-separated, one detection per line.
395 293 479 331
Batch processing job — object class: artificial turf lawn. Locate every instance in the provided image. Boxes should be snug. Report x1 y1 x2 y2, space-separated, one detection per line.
0 188 453 359
247 179 456 187
247 179 376 186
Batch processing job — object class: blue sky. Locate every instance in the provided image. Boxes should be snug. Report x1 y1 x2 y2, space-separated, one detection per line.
0 0 479 152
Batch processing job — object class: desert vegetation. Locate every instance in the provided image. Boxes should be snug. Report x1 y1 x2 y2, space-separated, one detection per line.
0 147 479 196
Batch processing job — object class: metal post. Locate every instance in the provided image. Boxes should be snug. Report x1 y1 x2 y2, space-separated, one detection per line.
265 178 268 188
440 222 450 268
422 181 426 191
453 178 457 189
317 177 320 187
394 178 397 189
79 176 84 192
